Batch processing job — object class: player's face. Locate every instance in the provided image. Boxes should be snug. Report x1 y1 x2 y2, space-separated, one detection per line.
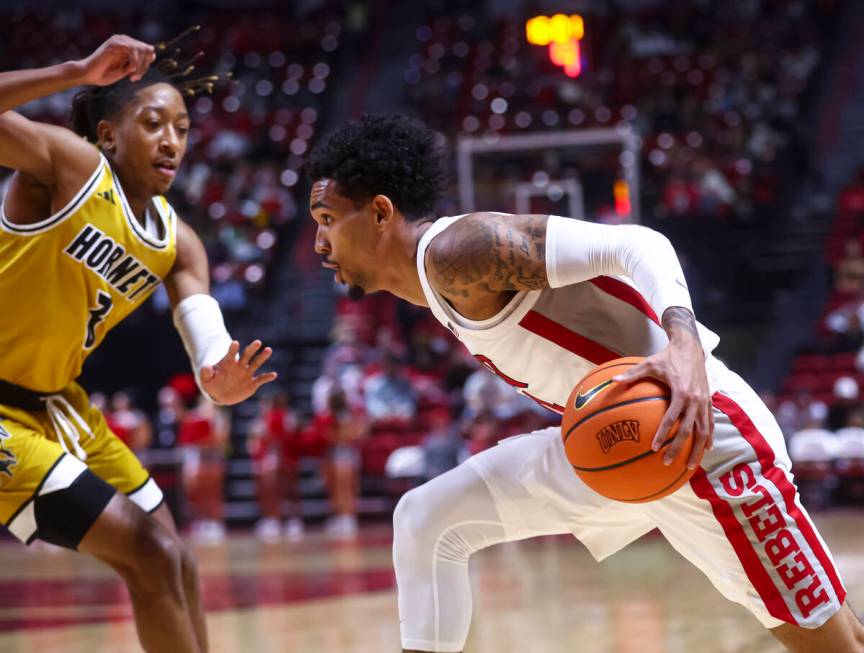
109 83 190 196
310 179 378 299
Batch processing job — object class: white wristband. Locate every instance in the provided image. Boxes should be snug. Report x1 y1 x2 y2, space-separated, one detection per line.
172 294 232 400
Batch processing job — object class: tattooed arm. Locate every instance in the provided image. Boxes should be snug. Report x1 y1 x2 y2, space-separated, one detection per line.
425 212 548 299
426 212 714 469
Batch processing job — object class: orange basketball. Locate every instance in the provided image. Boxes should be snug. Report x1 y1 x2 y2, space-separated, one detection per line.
561 356 695 503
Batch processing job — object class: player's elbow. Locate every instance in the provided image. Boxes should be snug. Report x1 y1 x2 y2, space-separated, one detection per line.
628 225 676 256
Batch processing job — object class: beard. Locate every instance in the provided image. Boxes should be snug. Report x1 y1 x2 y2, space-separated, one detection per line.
347 284 366 301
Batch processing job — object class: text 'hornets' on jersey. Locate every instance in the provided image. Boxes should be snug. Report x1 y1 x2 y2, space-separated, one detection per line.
64 224 161 301
0 151 178 392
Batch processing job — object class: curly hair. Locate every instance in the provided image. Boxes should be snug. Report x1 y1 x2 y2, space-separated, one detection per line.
306 113 447 222
70 26 223 143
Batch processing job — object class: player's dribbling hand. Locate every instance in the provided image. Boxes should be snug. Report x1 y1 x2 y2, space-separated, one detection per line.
199 340 278 406
74 35 156 86
612 337 714 471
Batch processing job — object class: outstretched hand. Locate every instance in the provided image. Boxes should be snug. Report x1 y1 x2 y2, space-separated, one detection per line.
200 340 278 406
613 339 714 470
76 34 156 86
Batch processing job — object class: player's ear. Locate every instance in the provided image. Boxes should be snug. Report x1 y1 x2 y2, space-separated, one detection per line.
372 194 395 227
96 120 116 155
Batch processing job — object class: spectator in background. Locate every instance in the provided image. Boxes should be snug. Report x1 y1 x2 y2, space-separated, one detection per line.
827 376 862 432
312 319 368 414
776 389 828 439
421 407 461 480
462 409 499 456
179 396 231 544
106 391 153 454
248 392 304 542
834 238 864 296
307 386 367 539
362 352 417 427
694 156 736 218
155 385 186 449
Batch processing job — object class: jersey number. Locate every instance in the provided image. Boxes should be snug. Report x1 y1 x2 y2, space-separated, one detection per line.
474 354 565 414
85 291 113 349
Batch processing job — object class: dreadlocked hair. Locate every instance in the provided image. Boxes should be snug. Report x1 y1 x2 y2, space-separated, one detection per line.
70 26 229 143
306 113 448 222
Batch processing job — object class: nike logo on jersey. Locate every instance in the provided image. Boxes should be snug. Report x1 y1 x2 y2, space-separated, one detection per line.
572 378 614 410
63 225 162 301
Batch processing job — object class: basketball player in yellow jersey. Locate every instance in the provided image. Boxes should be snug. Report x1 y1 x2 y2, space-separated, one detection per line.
0 34 277 652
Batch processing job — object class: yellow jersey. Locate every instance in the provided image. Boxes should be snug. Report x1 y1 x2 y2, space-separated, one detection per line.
0 153 178 393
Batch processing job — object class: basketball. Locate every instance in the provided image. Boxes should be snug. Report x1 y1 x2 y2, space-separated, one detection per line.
561 357 696 503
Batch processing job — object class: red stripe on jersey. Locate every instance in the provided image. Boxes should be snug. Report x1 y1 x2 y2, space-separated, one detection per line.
518 310 620 364
589 276 661 326
712 393 847 606
689 467 797 625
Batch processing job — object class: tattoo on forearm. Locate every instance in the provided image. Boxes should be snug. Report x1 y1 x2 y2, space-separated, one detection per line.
428 214 548 297
662 306 700 341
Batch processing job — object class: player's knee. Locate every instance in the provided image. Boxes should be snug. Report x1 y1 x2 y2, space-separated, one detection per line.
123 517 184 597
393 485 436 552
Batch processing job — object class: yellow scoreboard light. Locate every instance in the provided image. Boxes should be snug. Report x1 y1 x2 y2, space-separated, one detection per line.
525 14 584 78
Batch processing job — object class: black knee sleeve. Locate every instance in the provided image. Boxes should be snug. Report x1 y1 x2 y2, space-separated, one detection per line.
34 468 116 550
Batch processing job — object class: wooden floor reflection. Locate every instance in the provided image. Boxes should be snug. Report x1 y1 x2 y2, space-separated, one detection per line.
0 510 861 653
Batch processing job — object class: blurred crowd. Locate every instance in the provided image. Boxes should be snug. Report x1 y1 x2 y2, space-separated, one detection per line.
406 0 833 225
0 4 345 311
769 166 864 509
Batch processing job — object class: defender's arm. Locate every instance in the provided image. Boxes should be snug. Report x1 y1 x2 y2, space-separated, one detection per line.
0 36 154 186
165 220 276 405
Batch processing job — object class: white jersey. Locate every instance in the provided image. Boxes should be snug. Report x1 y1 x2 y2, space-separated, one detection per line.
400 214 846 647
416 214 722 414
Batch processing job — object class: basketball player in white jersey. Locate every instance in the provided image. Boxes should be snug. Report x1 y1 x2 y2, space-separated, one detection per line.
306 114 864 652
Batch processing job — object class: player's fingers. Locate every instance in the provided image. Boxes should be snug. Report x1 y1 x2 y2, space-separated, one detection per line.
684 406 710 469
653 399 683 451
253 372 278 388
134 44 155 79
199 365 215 382
666 403 697 466
686 419 709 470
240 340 262 365
248 347 273 373
223 340 241 362
613 359 656 384
126 45 143 81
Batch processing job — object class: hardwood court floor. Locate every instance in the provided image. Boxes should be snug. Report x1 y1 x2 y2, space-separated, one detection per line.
0 510 861 653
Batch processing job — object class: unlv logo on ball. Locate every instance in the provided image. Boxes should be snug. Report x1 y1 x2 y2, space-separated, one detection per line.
596 420 640 453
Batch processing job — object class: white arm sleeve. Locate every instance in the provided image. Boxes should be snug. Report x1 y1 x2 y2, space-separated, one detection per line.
545 215 693 320
172 294 233 400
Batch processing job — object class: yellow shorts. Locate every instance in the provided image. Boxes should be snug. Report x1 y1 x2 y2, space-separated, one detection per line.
0 381 162 544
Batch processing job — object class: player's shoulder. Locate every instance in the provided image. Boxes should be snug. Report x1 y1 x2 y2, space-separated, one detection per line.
427 212 546 262
425 212 550 294
425 212 498 275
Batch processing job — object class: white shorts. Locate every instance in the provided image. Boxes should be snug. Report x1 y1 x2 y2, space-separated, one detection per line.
466 360 846 629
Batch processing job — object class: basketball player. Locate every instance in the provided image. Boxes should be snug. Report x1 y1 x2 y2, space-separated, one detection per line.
0 34 276 652
306 114 864 652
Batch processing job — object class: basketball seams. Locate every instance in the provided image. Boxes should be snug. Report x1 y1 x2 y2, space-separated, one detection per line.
562 356 694 503
563 395 671 441
571 360 638 391
570 433 675 472
615 466 691 502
